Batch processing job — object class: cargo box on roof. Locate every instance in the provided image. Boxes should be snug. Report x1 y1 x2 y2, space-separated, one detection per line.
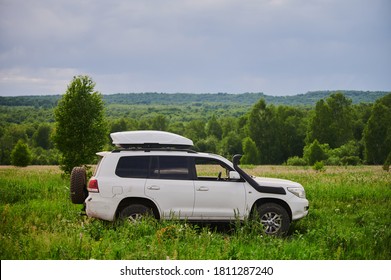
110 130 194 149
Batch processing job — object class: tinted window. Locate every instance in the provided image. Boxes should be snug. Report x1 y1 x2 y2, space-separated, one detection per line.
115 156 150 178
156 156 191 180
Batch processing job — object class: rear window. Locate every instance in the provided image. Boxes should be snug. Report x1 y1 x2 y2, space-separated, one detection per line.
152 156 191 180
115 155 193 179
115 156 150 178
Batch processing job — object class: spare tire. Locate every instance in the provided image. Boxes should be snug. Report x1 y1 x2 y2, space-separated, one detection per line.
70 166 87 204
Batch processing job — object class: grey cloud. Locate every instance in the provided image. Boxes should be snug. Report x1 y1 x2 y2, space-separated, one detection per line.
0 0 390 95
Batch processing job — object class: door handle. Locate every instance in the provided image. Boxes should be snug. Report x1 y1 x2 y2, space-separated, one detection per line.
147 185 160 190
197 186 209 191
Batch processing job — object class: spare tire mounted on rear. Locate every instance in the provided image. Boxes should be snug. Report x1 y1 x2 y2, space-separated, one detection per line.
70 166 88 204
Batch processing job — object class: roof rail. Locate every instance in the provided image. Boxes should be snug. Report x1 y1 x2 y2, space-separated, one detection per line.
112 147 197 153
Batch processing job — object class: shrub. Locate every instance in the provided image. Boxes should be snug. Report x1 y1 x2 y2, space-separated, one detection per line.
10 140 31 167
286 156 307 166
312 161 325 172
304 140 329 165
341 156 362 166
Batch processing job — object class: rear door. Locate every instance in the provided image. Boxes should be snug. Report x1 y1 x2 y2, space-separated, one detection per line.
145 156 195 219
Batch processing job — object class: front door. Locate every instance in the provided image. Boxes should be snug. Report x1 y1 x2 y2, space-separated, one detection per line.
192 157 246 219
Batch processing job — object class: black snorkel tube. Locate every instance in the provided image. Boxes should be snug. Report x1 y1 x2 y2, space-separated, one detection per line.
232 154 286 195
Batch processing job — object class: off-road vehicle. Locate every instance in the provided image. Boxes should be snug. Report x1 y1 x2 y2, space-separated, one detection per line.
70 131 309 235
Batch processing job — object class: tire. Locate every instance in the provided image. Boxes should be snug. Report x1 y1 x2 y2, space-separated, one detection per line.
119 204 153 222
70 166 87 204
257 203 290 236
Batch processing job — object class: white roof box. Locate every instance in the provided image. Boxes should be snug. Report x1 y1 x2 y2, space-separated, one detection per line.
110 130 194 149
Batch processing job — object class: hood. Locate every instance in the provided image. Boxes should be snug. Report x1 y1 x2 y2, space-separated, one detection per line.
253 176 302 189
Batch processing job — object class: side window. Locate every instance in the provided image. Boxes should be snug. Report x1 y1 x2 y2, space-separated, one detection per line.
115 156 150 178
195 157 232 181
152 156 192 180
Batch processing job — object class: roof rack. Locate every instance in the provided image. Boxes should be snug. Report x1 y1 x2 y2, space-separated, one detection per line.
112 147 197 153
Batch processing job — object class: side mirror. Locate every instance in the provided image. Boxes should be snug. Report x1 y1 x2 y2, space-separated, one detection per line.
229 171 241 180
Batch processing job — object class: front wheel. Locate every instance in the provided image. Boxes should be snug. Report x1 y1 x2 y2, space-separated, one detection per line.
257 203 290 236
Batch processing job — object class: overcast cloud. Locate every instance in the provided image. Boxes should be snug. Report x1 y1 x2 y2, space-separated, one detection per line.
0 0 390 96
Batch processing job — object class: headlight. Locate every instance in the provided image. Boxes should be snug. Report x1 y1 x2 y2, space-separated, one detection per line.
288 187 306 198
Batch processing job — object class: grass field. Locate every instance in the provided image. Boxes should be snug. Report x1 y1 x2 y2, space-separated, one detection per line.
0 165 390 260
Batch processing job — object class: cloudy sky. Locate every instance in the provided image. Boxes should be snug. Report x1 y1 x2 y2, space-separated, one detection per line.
0 0 390 96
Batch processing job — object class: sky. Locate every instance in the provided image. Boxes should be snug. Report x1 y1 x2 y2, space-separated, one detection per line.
0 0 390 96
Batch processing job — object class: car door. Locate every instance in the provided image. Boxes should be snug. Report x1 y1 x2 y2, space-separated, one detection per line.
192 157 246 219
145 156 195 219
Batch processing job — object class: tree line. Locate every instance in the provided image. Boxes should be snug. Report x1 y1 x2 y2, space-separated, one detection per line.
0 90 388 107
0 79 390 170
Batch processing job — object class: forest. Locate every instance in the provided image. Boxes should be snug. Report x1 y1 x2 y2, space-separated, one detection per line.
0 90 390 168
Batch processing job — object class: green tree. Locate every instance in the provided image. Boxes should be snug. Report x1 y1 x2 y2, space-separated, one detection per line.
276 106 307 160
241 137 259 164
206 115 222 139
195 136 218 153
307 93 354 148
303 139 329 165
11 140 31 167
363 93 391 164
150 114 169 131
53 75 107 174
246 99 282 164
110 118 128 133
0 125 28 165
33 124 52 149
184 120 206 143
219 132 243 160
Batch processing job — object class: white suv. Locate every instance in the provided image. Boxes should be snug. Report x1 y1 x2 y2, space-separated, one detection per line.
70 131 309 235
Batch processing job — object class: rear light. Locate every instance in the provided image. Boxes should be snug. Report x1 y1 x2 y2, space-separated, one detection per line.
88 179 99 193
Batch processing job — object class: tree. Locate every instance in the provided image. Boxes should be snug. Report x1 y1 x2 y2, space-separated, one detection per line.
184 120 206 143
307 93 354 148
206 115 222 139
276 106 307 160
363 93 391 164
11 140 31 167
0 124 28 165
219 131 243 160
110 118 128 133
246 99 283 164
33 124 52 149
194 136 218 153
303 139 329 165
241 137 259 164
53 75 107 174
151 114 169 131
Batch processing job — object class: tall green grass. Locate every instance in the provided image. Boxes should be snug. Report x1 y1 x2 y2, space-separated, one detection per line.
0 166 390 260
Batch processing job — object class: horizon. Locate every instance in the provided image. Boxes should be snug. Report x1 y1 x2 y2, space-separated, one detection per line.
1 89 389 99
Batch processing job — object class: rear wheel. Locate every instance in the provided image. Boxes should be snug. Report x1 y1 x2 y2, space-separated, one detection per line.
257 203 290 236
119 204 153 222
70 167 87 204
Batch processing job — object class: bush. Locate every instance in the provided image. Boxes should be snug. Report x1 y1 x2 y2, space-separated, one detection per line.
286 156 307 166
341 156 362 166
304 140 329 165
312 161 325 172
10 140 31 167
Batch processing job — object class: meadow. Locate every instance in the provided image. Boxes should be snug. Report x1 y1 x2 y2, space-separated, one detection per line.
0 165 390 260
